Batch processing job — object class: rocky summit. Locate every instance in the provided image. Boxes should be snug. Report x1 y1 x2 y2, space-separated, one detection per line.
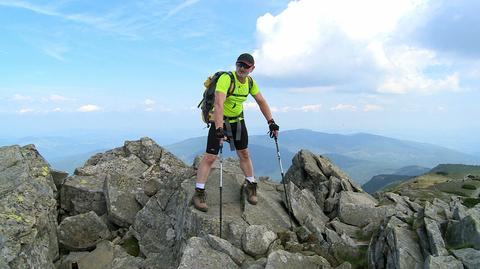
1 137 479 269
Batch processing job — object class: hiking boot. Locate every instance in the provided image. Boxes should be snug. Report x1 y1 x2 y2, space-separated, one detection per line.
192 188 208 212
244 181 258 205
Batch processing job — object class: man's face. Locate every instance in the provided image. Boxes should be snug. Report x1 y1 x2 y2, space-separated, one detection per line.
236 62 254 78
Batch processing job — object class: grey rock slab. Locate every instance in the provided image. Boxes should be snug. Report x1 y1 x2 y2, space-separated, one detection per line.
178 237 239 269
424 255 463 269
204 234 247 266
452 248 480 269
424 217 448 256
265 250 331 269
242 225 277 257
0 145 58 269
58 211 111 251
60 175 107 215
103 173 143 227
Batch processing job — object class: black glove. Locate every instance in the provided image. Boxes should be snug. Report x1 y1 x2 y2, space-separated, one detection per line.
268 119 279 138
215 127 225 139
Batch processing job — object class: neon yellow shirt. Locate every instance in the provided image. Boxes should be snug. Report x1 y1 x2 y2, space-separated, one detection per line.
215 72 260 121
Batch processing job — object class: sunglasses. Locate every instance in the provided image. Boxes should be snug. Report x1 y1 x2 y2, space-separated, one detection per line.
236 62 252 69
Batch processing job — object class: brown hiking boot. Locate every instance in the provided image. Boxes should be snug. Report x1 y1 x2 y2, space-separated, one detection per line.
244 181 258 205
192 188 208 212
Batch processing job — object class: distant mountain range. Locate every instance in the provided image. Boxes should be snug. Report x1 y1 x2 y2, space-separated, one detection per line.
166 129 480 184
1 129 479 184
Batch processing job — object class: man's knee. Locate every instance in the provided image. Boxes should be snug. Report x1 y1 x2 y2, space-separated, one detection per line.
237 149 250 160
203 153 218 164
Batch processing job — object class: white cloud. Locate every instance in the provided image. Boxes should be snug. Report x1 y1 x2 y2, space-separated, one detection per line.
53 107 62 112
243 102 260 111
331 104 357 111
363 104 383 112
18 108 34 114
77 104 101 112
300 104 322 112
42 94 72 102
253 0 460 95
144 99 156 106
11 94 33 101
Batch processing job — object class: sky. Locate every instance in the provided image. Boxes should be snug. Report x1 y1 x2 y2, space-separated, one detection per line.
0 0 479 154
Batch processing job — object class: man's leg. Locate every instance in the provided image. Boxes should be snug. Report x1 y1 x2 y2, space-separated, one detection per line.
237 148 257 205
196 153 217 185
237 148 254 178
192 153 217 212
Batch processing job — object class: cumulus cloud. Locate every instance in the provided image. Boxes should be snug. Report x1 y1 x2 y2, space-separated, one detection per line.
253 0 462 95
363 104 383 112
144 99 156 106
11 94 33 101
77 104 101 112
18 108 34 114
331 104 357 111
41 94 72 102
300 104 322 112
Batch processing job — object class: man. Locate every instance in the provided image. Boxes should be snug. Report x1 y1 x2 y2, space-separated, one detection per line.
193 53 279 212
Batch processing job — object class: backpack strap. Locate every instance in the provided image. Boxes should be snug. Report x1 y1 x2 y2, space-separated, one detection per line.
228 75 253 98
226 72 236 97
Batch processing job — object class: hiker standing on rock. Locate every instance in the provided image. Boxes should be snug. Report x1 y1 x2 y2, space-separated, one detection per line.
193 53 279 212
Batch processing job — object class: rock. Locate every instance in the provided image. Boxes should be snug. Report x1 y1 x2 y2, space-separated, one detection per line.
224 221 248 249
51 169 69 190
103 173 143 227
445 214 480 249
424 217 448 256
204 234 247 266
337 191 391 227
265 250 331 269
452 248 480 269
58 211 111 251
56 251 89 269
368 216 423 269
60 175 107 215
286 181 329 225
242 225 277 257
0 145 58 268
242 180 293 232
424 255 463 269
328 219 361 239
335 261 352 269
77 241 115 269
178 237 239 269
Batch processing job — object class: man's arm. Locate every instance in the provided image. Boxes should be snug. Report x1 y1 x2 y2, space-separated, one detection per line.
252 92 273 122
214 91 226 129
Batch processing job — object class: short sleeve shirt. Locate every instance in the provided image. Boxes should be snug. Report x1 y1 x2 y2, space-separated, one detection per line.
215 72 260 119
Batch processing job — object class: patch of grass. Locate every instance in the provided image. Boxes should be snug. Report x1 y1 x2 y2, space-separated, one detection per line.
462 184 477 190
462 198 480 208
121 236 140 257
447 242 475 251
340 245 368 269
442 190 467 196
436 171 448 176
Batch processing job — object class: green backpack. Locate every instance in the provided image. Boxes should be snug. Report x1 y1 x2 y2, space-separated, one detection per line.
198 71 253 127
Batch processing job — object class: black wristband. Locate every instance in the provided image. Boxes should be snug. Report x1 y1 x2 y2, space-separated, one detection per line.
215 127 224 139
267 119 275 125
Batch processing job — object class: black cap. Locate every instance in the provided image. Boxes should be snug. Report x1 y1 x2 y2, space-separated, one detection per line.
236 53 254 67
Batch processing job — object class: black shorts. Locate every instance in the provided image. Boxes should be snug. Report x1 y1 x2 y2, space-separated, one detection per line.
206 120 248 155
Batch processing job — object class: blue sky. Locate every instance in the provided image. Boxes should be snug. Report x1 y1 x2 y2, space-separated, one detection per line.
0 0 479 154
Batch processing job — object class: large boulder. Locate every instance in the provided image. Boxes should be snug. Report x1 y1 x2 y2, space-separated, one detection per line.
242 225 277 257
61 175 107 215
445 214 480 250
0 145 58 269
177 237 239 269
286 181 329 225
265 250 331 269
424 255 463 269
368 216 423 269
452 248 480 269
103 173 143 227
58 211 111 251
336 191 393 227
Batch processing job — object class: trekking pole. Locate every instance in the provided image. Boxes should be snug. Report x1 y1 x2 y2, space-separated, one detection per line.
219 144 223 238
274 137 294 231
